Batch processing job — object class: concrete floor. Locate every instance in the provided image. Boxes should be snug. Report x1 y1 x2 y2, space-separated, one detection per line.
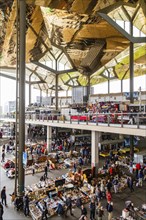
0 142 146 220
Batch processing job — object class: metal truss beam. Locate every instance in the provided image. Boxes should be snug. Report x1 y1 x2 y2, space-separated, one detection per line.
0 72 16 80
122 67 129 80
26 22 49 50
29 80 46 85
51 42 77 70
27 23 76 73
32 61 75 75
100 72 116 80
98 12 146 43
64 76 81 88
0 66 16 70
26 66 46 83
49 85 63 91
98 1 137 15
0 72 45 85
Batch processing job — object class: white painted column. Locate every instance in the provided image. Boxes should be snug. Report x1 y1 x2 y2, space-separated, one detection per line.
91 131 101 176
25 124 28 140
47 126 52 152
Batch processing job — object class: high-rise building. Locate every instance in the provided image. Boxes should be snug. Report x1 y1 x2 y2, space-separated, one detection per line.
36 96 52 105
4 101 16 114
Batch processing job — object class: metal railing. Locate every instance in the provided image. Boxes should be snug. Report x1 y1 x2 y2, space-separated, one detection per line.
1 112 146 129
25 112 146 129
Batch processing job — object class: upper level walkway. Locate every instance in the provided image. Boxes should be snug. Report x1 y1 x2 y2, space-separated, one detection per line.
1 112 146 137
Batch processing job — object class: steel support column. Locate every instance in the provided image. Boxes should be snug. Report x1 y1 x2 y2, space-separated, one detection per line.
130 21 134 104
130 136 134 162
87 75 90 102
55 74 58 110
40 89 42 105
18 0 26 196
129 20 134 161
55 57 59 110
130 42 134 104
15 0 19 197
108 80 110 94
29 76 31 105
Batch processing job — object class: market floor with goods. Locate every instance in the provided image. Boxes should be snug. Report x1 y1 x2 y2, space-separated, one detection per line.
0 145 146 220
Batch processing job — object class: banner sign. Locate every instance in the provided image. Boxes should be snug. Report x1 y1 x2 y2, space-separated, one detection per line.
23 152 27 166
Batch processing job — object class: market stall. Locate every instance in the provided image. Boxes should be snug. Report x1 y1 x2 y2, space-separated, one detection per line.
27 175 89 220
122 203 146 220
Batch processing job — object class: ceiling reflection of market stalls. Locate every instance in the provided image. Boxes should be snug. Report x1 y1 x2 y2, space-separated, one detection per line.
0 0 146 95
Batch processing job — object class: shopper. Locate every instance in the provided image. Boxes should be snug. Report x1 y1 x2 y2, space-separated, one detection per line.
56 202 64 216
138 169 143 187
136 163 141 179
1 151 5 163
127 177 134 192
42 201 48 220
106 179 112 192
47 160 50 171
9 191 15 203
76 196 82 209
112 177 119 194
95 187 102 202
79 157 83 166
128 109 135 124
129 165 133 174
32 165 35 176
44 165 48 178
100 180 105 197
89 199 96 220
79 205 87 220
0 202 4 220
1 186 7 206
97 206 104 220
23 194 29 216
106 190 112 203
2 145 5 152
6 144 10 153
106 201 113 220
73 162 77 173
65 195 73 216
143 167 146 181
14 196 23 211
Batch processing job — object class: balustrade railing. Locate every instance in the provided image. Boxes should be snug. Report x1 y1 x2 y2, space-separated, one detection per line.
1 112 146 129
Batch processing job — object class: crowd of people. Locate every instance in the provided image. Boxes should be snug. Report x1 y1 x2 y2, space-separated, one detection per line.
0 128 146 220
